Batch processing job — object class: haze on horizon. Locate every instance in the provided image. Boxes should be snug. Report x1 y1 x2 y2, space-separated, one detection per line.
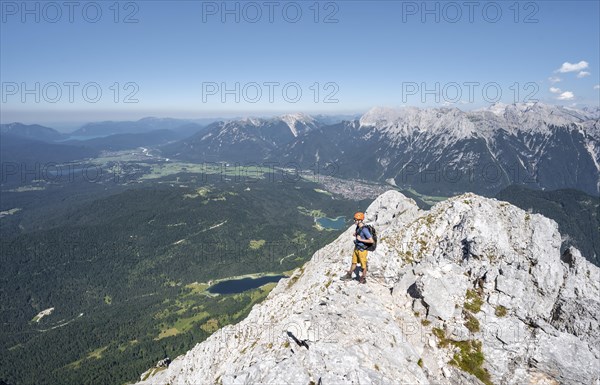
1 1 598 128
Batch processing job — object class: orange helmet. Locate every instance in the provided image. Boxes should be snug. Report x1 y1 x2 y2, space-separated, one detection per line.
353 212 365 221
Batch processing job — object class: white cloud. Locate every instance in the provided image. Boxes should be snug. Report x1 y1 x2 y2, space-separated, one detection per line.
577 71 591 78
556 61 589 73
548 76 561 83
549 87 561 94
594 85 600 90
557 91 575 100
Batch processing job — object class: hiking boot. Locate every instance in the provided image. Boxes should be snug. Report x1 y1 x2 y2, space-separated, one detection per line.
359 276 367 284
340 272 353 281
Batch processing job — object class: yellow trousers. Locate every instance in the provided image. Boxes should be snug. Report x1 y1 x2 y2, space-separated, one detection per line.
352 248 368 269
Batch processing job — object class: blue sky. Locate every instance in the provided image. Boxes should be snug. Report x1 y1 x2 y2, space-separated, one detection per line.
1 0 599 127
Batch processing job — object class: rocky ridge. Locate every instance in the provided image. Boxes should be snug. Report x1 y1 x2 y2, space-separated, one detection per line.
137 191 600 385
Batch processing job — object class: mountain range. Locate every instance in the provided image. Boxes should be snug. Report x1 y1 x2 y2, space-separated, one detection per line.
69 117 213 138
163 103 600 196
2 103 598 196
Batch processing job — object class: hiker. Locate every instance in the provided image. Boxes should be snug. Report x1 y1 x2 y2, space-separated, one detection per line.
342 212 373 284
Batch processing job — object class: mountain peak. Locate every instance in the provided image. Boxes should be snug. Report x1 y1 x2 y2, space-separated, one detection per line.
136 191 599 385
217 113 318 137
279 113 317 137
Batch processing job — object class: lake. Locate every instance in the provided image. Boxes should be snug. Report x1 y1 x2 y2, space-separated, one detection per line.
57 134 112 142
316 216 347 230
208 275 286 294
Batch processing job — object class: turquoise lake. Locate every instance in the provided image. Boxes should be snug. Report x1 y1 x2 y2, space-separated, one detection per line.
316 216 347 230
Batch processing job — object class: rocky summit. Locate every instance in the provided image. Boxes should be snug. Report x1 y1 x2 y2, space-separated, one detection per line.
136 191 600 385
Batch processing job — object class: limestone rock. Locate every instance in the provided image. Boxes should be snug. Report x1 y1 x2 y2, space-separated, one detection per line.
135 191 600 385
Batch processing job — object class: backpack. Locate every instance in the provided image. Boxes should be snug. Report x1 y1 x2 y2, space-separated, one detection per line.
357 224 378 251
